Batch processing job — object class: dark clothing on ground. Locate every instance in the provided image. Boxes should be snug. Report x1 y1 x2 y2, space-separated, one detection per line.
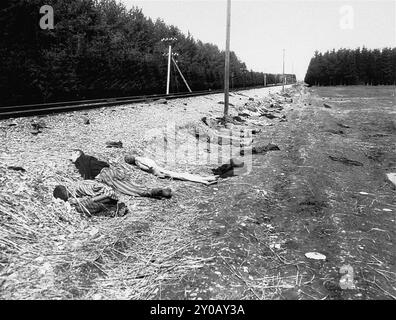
240 143 280 155
212 158 246 178
75 154 109 180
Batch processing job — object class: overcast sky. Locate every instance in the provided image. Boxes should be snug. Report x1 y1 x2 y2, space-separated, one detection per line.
122 0 396 80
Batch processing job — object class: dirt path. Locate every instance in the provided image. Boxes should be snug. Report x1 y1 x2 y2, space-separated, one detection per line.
159 86 396 300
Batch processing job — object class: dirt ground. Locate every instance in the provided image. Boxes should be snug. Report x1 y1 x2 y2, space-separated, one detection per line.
0 84 395 300
159 85 396 300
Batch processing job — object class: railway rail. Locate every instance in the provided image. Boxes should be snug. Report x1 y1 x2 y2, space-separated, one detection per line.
0 83 288 119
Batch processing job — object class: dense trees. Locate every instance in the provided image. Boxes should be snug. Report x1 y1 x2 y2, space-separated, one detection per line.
0 0 295 106
304 47 396 86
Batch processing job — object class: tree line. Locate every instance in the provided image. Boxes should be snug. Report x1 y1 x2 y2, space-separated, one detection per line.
304 47 396 86
0 0 296 106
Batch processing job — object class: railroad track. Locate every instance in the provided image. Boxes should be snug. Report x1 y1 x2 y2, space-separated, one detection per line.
0 83 287 119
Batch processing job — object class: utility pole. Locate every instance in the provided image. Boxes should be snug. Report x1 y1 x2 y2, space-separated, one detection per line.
166 45 171 94
282 49 285 92
161 37 177 95
224 0 231 119
264 73 267 87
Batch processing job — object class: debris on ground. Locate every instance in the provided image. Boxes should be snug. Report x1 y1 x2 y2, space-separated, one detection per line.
31 120 47 130
239 143 280 156
305 252 327 260
30 129 42 135
269 103 283 110
105 141 123 148
218 101 235 107
245 104 258 112
386 173 396 187
337 123 350 129
253 143 280 155
212 158 246 178
82 116 90 125
260 112 278 119
233 116 245 123
202 115 249 127
329 155 363 166
154 98 168 104
280 92 291 98
7 166 26 172
323 103 332 108
326 129 344 135
201 116 218 128
254 143 280 153
30 120 47 135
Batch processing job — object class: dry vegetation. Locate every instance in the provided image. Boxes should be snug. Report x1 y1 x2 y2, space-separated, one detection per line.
0 86 291 299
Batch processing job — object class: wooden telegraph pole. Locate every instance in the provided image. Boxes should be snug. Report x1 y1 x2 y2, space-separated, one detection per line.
282 49 285 92
224 0 231 119
161 37 177 95
166 44 172 94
